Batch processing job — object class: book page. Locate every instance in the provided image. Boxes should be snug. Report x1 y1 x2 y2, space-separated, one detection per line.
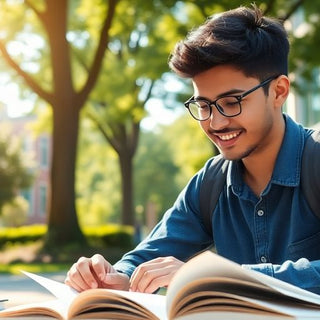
22 271 78 301
6 271 167 320
24 271 167 319
169 279 320 319
0 301 8 312
174 311 294 320
240 266 320 304
166 251 320 317
68 288 166 320
0 299 68 319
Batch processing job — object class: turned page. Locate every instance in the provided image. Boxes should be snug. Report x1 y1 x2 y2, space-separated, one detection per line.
165 251 320 316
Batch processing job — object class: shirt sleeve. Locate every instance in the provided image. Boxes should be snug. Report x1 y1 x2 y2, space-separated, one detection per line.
242 259 320 294
113 159 215 278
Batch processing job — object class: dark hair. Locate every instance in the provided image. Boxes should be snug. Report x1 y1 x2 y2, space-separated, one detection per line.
169 5 289 82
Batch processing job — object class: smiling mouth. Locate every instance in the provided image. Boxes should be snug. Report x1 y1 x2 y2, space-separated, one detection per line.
217 131 241 141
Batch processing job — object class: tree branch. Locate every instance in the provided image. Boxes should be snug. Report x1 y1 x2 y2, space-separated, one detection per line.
279 0 305 22
78 0 118 107
24 0 45 21
0 41 54 104
262 0 277 16
86 109 121 152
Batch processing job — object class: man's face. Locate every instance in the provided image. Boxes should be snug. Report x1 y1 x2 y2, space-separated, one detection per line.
192 65 280 161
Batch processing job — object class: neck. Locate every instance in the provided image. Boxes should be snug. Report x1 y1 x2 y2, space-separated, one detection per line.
242 117 285 196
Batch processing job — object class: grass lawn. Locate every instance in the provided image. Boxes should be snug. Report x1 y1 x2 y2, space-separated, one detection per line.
0 262 70 275
0 241 72 274
0 240 128 275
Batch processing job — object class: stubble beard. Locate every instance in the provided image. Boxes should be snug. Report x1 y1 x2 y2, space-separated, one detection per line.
218 144 258 161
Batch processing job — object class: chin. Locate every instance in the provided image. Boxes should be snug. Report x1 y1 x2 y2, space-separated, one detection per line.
220 148 254 161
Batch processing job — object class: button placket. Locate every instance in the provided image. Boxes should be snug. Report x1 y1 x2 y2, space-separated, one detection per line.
257 209 264 216
260 255 267 263
254 198 268 264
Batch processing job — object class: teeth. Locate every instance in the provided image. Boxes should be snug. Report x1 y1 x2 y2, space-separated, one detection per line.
219 132 239 141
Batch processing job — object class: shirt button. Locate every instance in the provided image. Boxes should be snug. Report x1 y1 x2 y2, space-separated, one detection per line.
260 256 267 263
257 209 264 216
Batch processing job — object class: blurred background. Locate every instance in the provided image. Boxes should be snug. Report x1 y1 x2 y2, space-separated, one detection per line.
0 0 320 275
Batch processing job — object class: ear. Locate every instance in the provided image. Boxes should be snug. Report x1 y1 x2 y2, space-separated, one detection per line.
272 75 290 108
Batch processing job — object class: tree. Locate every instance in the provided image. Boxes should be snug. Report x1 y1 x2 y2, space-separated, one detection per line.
76 117 121 226
134 129 180 221
163 114 213 185
0 0 117 246
0 126 33 214
1 196 29 227
85 0 188 225
1 0 320 245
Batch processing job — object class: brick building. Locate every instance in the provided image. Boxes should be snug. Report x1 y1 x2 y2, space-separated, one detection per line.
0 105 51 225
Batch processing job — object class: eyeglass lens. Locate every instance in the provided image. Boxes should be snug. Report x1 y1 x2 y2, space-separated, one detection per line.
188 96 241 120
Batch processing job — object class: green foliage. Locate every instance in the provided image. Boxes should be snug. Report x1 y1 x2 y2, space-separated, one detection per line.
0 262 70 275
0 126 34 214
134 129 181 218
1 196 29 227
0 224 46 248
163 114 214 187
2 0 320 234
0 224 133 250
76 117 121 225
289 1 320 83
85 224 134 249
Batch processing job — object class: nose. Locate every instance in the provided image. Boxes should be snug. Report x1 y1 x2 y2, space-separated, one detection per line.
208 105 230 130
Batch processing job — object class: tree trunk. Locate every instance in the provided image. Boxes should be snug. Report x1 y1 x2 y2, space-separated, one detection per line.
119 151 135 226
43 0 85 248
45 102 85 247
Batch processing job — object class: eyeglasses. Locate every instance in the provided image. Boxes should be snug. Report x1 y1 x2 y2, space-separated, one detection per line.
184 75 279 121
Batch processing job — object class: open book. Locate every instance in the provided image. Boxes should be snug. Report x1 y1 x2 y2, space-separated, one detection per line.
0 300 8 312
1 251 320 319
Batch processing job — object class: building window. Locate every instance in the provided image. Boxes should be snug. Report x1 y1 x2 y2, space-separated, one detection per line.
21 189 33 216
39 136 49 168
39 185 47 216
22 136 33 153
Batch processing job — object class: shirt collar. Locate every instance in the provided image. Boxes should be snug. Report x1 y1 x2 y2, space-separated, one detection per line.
227 114 305 191
271 114 304 186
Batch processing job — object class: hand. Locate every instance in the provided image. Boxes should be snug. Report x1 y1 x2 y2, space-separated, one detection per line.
65 254 130 292
130 256 184 293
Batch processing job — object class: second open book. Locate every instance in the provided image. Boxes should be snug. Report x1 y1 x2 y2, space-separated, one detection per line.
1 250 320 319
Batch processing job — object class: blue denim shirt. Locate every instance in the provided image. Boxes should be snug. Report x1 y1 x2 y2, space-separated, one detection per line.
114 114 320 293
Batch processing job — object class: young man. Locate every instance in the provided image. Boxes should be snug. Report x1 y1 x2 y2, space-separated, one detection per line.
65 6 320 294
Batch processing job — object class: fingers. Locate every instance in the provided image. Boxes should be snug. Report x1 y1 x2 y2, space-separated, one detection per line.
65 254 183 293
103 273 130 291
65 254 111 292
91 254 113 282
130 256 184 293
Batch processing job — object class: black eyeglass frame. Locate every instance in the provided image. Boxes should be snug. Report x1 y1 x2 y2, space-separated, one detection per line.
184 75 280 121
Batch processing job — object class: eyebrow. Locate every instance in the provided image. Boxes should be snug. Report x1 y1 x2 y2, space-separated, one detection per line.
194 88 245 101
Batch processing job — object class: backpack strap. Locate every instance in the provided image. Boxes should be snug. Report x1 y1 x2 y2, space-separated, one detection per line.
301 130 320 219
199 155 229 238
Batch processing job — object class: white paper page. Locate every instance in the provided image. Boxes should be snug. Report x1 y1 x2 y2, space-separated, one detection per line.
242 268 320 305
22 271 167 320
174 312 292 320
216 292 320 319
106 289 167 320
166 251 320 315
22 271 78 301
0 299 69 319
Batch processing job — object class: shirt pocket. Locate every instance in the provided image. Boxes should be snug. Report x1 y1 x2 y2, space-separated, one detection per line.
287 231 320 261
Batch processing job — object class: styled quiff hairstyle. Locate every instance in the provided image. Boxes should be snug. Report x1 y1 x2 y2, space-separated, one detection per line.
169 5 289 81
